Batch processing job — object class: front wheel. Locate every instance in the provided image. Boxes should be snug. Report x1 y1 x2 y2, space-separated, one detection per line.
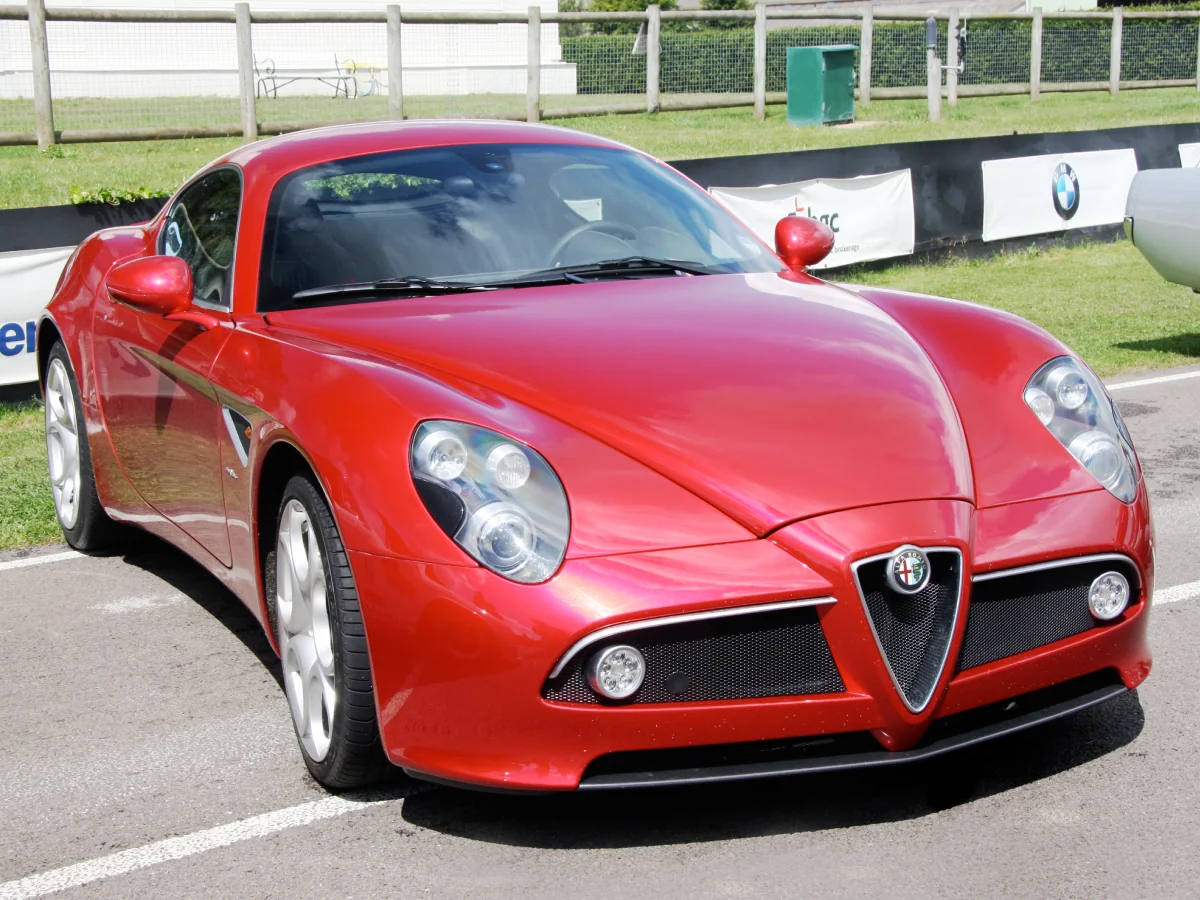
43 342 122 551
271 473 388 790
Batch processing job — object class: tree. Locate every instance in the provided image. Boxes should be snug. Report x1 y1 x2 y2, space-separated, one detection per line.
700 0 751 29
588 0 680 35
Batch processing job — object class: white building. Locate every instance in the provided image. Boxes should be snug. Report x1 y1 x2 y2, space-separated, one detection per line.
1 0 577 101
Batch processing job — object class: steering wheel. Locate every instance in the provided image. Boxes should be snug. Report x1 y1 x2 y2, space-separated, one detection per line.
546 221 638 267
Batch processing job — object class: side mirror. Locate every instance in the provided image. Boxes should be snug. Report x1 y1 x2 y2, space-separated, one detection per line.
774 215 835 274
106 256 193 316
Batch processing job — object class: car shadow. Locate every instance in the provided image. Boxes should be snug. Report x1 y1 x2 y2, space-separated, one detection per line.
115 533 284 689
1115 334 1200 358
396 691 1145 849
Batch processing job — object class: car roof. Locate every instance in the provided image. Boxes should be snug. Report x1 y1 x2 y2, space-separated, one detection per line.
218 119 634 182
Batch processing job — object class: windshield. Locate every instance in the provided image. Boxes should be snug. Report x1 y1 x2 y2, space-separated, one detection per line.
256 142 782 311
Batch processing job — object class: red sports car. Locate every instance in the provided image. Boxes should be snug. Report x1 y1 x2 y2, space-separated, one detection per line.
39 121 1152 792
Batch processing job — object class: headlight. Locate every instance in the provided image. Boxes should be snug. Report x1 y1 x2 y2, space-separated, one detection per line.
1023 357 1139 503
410 420 569 583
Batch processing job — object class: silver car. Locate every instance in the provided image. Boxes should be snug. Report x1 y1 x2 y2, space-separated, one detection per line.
1125 166 1200 291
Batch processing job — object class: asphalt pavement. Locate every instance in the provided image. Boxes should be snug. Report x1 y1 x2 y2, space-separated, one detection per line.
3 367 1200 900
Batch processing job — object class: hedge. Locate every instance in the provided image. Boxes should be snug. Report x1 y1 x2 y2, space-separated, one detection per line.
561 18 1200 94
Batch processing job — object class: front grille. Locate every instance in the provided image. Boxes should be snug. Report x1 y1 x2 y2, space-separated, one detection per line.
853 549 962 712
957 557 1139 671
542 605 844 705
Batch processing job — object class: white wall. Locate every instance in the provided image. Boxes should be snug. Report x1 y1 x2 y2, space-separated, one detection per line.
0 1 577 100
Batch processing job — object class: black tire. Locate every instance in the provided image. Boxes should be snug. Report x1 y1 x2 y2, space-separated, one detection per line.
43 341 123 552
270 473 389 790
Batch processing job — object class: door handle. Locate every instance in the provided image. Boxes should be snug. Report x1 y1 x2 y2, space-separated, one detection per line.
164 310 222 330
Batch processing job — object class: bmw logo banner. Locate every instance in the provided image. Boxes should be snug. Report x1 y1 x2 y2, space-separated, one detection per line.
980 149 1139 243
0 246 74 387
709 170 916 270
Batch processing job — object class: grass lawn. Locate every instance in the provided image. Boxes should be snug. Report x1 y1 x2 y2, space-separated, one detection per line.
0 401 59 550
2 238 1197 551
2 87 1200 208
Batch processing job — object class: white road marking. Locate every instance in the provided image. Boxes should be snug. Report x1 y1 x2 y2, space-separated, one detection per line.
1107 370 1200 392
0 796 388 900
0 551 81 573
90 593 185 615
1153 580 1200 606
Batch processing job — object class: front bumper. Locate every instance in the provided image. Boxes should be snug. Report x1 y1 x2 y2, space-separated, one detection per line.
352 490 1152 792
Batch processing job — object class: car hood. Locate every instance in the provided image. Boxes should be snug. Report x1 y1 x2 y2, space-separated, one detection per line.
266 272 973 534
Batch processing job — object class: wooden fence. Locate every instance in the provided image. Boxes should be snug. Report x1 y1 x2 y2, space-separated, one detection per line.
2 2 1199 148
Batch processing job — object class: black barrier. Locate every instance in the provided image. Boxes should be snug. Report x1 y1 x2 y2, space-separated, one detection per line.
672 122 1200 254
0 198 166 254
3 122 1199 257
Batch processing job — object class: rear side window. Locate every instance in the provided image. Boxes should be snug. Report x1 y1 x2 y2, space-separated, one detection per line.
161 168 241 309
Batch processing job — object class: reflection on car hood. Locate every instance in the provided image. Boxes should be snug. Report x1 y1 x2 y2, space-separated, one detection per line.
266 272 973 534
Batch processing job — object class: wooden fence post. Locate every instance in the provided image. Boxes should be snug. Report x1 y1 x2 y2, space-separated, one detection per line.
860 7 873 105
527 6 541 123
387 4 404 120
27 0 55 149
753 3 766 120
235 2 257 140
1110 7 1122 96
946 9 959 107
1031 7 1042 100
647 5 661 113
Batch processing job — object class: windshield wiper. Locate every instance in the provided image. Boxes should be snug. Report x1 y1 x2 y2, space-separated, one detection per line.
291 257 717 304
480 256 719 288
292 276 494 303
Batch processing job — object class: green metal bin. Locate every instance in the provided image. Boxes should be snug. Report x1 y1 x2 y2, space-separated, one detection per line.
786 45 857 127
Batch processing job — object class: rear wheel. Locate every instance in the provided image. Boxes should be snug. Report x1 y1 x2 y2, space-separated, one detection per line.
272 473 388 790
43 342 122 551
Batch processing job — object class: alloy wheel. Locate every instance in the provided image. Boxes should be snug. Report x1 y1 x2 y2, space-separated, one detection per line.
276 499 337 762
44 358 81 530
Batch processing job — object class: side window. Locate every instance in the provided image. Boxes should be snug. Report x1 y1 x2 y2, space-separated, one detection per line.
160 168 241 309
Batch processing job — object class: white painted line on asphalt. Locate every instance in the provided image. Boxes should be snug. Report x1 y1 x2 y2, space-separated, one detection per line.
0 796 388 900
1107 370 1200 392
1154 580 1200 606
0 551 81 573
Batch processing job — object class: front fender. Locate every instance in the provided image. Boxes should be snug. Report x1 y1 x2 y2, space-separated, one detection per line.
843 286 1103 508
214 321 753 567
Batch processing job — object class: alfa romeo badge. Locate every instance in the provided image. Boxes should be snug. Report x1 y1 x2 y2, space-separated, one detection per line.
886 546 931 595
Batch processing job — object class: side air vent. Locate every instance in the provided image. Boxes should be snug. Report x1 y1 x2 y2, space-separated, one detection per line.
851 547 963 713
222 407 253 467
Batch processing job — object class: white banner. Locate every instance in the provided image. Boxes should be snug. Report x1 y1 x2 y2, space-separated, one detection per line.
981 149 1139 242
710 170 915 270
0 247 73 386
1179 143 1200 168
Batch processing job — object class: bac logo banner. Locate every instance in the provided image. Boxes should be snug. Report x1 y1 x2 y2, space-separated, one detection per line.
709 170 915 270
981 149 1139 243
0 246 74 386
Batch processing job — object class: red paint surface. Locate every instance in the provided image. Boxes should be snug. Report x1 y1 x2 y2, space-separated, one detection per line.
39 121 1154 790
775 215 835 272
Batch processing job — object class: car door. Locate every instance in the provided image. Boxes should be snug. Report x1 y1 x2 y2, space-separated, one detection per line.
91 167 241 566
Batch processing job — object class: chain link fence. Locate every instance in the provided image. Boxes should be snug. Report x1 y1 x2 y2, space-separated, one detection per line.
1 5 1198 147
0 19 35 134
962 20 1029 87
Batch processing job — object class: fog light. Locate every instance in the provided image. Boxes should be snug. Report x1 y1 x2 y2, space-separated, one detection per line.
1088 571 1130 621
587 645 646 700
